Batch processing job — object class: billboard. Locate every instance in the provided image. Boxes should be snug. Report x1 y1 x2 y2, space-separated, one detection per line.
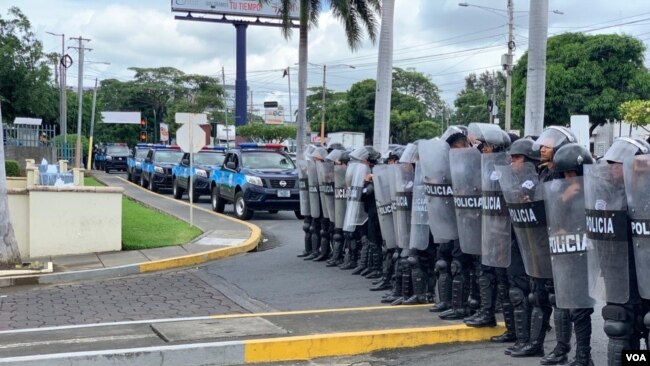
265 104 285 125
160 123 169 142
100 112 141 124
171 0 300 20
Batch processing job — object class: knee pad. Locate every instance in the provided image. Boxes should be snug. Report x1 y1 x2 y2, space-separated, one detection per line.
333 231 342 243
549 294 556 307
644 312 650 329
509 287 526 306
435 259 448 274
303 221 311 232
450 259 462 276
528 292 538 307
310 224 318 234
407 256 419 268
603 305 632 338
392 251 400 261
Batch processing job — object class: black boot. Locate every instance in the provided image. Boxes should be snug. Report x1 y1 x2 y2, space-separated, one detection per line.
430 259 451 312
510 306 547 358
339 233 357 269
365 243 383 279
569 308 594 366
381 258 402 304
370 250 394 291
465 273 497 327
491 283 517 342
360 242 376 277
351 236 370 275
326 229 344 267
540 307 572 365
392 257 412 305
439 266 469 320
297 216 312 257
313 219 330 261
305 218 321 260
403 256 428 305
506 286 531 355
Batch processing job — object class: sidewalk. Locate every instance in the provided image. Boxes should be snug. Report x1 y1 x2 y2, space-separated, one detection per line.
0 305 505 365
0 171 261 287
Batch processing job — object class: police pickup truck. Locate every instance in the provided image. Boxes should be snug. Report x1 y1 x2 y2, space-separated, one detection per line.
95 143 130 172
127 143 154 182
140 145 184 192
172 146 226 202
209 143 300 220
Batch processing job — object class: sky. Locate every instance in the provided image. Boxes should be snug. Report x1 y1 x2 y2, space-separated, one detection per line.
5 0 650 119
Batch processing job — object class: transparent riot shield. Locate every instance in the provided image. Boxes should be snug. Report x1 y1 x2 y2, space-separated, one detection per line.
297 160 310 216
307 160 321 219
584 162 629 304
449 147 482 255
316 161 335 220
373 164 397 249
334 164 348 230
409 163 430 250
543 177 596 309
419 139 458 243
481 152 511 268
497 162 552 278
624 155 650 300
343 162 370 233
390 163 414 249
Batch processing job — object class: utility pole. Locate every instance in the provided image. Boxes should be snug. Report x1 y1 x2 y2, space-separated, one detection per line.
490 71 497 124
46 32 68 158
285 67 293 123
86 78 98 170
69 36 91 169
505 0 514 132
320 64 326 144
524 0 549 137
222 67 230 148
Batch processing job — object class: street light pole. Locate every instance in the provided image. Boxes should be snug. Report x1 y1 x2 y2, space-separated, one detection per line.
46 32 66 155
320 64 326 144
505 0 514 132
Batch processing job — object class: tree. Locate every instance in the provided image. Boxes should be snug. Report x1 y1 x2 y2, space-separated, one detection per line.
620 100 650 129
0 7 57 125
512 32 650 135
0 98 22 268
306 86 347 133
265 0 380 158
454 71 506 126
237 124 297 143
392 67 444 118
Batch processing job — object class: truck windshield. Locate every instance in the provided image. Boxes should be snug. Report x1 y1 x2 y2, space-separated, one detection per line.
106 146 130 155
154 151 184 164
135 149 149 158
242 152 295 170
194 153 225 166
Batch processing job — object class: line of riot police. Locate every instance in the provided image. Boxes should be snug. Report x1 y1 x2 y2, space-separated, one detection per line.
296 123 650 366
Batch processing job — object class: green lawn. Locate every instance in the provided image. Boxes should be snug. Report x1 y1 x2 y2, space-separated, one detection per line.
85 176 203 250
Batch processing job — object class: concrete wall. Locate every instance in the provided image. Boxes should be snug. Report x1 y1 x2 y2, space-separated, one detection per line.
4 146 56 171
7 186 123 258
6 178 27 189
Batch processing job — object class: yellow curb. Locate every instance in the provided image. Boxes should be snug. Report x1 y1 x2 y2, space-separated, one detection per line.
244 323 506 363
209 304 432 319
107 176 263 274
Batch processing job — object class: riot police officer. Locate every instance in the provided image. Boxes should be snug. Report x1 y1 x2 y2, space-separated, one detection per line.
325 148 349 267
297 145 317 258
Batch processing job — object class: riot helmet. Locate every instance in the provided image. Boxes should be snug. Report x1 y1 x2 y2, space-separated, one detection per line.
304 145 317 160
553 143 593 176
350 146 379 163
398 143 419 163
603 137 650 164
327 142 345 152
441 125 469 147
365 146 381 164
508 138 539 160
468 122 510 152
326 149 344 163
383 145 404 164
339 151 351 165
532 126 576 152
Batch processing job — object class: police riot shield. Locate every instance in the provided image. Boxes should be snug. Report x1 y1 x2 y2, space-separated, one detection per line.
496 162 552 278
481 152 511 268
334 164 348 230
297 160 310 216
543 177 595 309
419 139 458 243
584 162 629 304
307 160 321 219
409 163 430 250
449 147 482 255
343 162 370 233
624 155 650 299
316 161 335 220
373 164 397 249
390 163 414 249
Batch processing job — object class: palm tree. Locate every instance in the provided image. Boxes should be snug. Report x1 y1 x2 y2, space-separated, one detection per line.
372 0 394 153
267 0 380 159
0 99 22 269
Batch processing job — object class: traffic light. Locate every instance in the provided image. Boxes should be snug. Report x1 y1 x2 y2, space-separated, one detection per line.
139 118 147 142
140 119 147 129
140 131 147 142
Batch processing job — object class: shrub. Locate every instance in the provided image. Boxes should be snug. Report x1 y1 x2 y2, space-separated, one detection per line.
5 160 20 177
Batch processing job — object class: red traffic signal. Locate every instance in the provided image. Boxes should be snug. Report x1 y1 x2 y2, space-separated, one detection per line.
140 119 147 129
139 131 147 142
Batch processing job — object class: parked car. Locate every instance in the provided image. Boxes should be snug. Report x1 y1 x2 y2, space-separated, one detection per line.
127 143 155 182
140 145 184 192
209 143 300 220
172 146 227 202
102 143 130 173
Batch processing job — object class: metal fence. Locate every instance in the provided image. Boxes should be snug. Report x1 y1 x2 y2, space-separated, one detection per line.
3 123 57 147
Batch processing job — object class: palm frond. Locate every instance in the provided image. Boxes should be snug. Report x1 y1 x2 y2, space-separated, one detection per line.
350 0 380 44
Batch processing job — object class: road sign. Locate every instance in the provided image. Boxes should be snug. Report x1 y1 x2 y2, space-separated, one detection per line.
176 122 206 153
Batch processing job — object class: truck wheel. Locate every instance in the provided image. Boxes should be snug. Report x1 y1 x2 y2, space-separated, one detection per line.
140 174 147 188
148 177 158 193
234 191 253 220
127 171 132 182
211 186 225 213
172 178 184 199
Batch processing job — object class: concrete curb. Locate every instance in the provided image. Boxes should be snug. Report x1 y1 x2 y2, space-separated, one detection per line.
0 323 505 365
0 177 262 287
